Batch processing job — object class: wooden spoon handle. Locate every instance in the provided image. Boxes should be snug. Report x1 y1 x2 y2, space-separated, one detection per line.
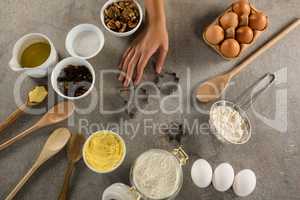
0 125 39 151
0 103 27 133
5 164 39 200
229 18 300 77
58 162 75 200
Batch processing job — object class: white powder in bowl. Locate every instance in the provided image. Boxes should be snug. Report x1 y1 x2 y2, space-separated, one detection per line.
211 105 249 143
73 30 100 57
132 149 182 199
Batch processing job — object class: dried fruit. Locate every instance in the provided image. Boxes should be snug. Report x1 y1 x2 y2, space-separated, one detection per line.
104 0 140 33
57 65 93 97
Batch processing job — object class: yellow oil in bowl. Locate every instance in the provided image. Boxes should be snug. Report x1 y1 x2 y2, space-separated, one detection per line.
21 42 51 68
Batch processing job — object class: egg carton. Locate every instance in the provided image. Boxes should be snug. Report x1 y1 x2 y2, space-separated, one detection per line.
203 1 268 60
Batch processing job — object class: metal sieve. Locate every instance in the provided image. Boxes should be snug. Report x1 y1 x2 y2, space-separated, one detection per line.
209 73 275 144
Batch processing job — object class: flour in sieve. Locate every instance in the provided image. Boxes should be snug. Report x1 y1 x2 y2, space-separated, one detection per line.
211 105 249 143
132 150 181 199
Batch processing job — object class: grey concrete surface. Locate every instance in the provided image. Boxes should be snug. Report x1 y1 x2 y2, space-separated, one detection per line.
0 0 300 199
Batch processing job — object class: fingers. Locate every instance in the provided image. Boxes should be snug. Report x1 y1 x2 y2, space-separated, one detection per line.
119 47 132 69
119 45 164 86
155 47 168 74
134 52 152 85
124 51 140 87
119 48 135 81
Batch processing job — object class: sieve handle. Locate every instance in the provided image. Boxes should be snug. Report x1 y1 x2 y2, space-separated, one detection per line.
235 73 275 110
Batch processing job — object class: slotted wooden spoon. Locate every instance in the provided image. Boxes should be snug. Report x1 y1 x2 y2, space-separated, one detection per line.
5 128 71 200
196 18 300 103
0 101 75 151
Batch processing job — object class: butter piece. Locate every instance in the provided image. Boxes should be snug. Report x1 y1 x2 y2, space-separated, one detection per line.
28 86 48 103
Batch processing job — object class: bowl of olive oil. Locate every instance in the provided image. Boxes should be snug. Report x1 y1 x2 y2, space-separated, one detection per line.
9 33 58 78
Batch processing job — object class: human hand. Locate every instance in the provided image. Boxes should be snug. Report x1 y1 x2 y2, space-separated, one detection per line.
118 21 169 87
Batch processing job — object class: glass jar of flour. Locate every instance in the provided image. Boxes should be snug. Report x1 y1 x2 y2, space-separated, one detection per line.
102 147 189 200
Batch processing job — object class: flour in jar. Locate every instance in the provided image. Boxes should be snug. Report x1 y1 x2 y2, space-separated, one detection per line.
132 150 181 199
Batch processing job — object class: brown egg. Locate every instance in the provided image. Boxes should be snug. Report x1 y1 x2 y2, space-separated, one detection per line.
205 25 225 45
220 39 240 58
249 12 267 31
219 12 239 30
232 0 251 16
236 26 254 44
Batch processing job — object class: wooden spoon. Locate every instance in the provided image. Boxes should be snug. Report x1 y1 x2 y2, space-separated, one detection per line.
196 18 300 103
0 87 47 133
58 133 85 200
0 101 75 151
5 128 71 200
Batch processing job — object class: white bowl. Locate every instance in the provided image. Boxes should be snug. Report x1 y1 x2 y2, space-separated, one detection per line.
65 24 105 59
51 57 95 100
82 130 127 174
100 0 143 37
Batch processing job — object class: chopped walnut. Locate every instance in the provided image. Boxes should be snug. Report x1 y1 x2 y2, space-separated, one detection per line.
104 0 140 33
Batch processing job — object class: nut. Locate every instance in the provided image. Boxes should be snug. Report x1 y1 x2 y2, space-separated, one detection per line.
104 0 140 33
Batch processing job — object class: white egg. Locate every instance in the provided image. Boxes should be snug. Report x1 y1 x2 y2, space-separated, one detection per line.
191 159 213 188
233 169 256 197
212 162 234 192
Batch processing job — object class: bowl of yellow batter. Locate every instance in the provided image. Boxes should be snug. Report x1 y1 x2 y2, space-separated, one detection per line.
83 130 126 173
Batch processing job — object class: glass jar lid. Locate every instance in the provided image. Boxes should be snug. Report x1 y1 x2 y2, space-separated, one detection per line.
102 183 138 200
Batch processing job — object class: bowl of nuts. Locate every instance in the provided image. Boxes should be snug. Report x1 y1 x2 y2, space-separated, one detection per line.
100 0 143 37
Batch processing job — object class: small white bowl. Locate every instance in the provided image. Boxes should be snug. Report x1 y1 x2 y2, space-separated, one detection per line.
51 57 95 100
100 0 143 37
82 130 126 174
66 24 105 59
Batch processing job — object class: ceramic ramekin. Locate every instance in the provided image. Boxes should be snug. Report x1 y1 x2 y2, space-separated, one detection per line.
65 24 105 60
100 0 143 37
82 130 127 174
51 57 95 100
